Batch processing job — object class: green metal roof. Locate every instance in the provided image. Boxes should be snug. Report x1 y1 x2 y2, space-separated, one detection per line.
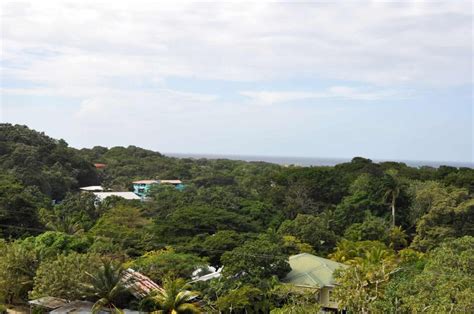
283 253 346 288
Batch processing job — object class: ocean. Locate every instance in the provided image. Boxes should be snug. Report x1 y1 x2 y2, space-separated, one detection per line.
166 153 474 169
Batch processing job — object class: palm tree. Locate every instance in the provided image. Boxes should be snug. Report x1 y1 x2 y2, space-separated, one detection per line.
142 277 201 314
383 170 401 227
39 207 83 234
84 260 128 313
329 239 360 263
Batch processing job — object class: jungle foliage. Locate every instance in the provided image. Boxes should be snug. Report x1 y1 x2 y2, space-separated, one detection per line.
1 124 473 312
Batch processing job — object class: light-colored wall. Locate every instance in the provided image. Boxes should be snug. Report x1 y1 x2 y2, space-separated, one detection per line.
319 287 338 310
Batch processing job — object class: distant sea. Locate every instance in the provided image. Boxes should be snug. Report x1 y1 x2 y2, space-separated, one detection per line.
166 153 474 169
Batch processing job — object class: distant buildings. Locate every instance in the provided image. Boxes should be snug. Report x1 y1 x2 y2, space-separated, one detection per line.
283 253 346 312
80 186 143 203
132 179 184 197
79 178 184 202
92 191 141 201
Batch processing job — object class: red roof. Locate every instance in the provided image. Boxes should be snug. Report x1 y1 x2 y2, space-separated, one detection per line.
122 268 162 298
94 163 107 169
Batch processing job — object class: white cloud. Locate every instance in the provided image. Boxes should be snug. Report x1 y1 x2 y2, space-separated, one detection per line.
1 0 471 94
240 86 402 105
1 0 472 162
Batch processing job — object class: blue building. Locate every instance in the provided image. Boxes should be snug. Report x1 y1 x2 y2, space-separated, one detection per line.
132 179 184 197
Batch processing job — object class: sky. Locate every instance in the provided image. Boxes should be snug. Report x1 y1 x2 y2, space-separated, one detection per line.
1 0 473 162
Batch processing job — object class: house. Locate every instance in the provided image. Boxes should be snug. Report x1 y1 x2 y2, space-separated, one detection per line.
94 163 107 169
283 253 346 312
132 179 184 197
93 191 141 202
132 180 159 196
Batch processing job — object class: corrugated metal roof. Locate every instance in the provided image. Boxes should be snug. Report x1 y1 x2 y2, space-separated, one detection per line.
49 301 95 314
80 186 104 191
122 268 162 298
132 180 159 184
93 192 141 201
28 297 68 309
283 253 346 288
160 180 182 184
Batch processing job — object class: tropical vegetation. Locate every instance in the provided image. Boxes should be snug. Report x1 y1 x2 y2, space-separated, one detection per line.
1 123 473 312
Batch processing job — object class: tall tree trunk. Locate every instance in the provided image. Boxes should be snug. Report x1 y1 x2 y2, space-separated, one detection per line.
391 195 396 227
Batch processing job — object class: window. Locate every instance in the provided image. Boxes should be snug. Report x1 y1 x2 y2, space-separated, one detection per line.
328 289 334 303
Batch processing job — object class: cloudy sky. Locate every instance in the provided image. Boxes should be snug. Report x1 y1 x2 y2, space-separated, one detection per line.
1 0 472 162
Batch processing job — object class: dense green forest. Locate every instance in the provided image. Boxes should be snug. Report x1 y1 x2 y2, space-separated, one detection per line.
0 123 473 313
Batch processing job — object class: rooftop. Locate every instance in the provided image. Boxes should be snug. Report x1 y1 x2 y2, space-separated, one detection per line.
160 179 183 184
49 301 139 314
93 192 141 201
28 297 68 310
122 268 162 298
132 180 159 184
283 253 346 288
80 185 104 191
49 301 95 314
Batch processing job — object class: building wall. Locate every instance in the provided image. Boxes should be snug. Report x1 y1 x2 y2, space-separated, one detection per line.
319 287 339 310
133 183 154 196
133 182 185 196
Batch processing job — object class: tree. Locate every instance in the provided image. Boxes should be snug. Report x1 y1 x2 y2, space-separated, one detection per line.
215 285 266 313
283 183 315 219
344 213 389 243
333 246 397 313
141 277 201 314
39 192 99 234
278 214 338 255
221 233 290 284
411 185 473 252
269 284 320 314
0 124 99 200
184 230 249 268
382 170 402 227
281 235 315 256
388 226 408 251
84 260 130 313
332 174 385 233
19 231 92 260
30 252 102 300
89 205 154 256
405 236 473 312
377 236 474 313
154 205 257 243
0 240 38 304
127 248 206 283
0 174 50 238
406 180 444 228
329 240 391 264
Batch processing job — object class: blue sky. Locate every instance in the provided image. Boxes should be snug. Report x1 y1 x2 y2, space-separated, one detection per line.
1 1 473 162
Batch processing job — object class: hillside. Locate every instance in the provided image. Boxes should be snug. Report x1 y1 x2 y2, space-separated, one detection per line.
0 124 473 312
0 124 99 199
